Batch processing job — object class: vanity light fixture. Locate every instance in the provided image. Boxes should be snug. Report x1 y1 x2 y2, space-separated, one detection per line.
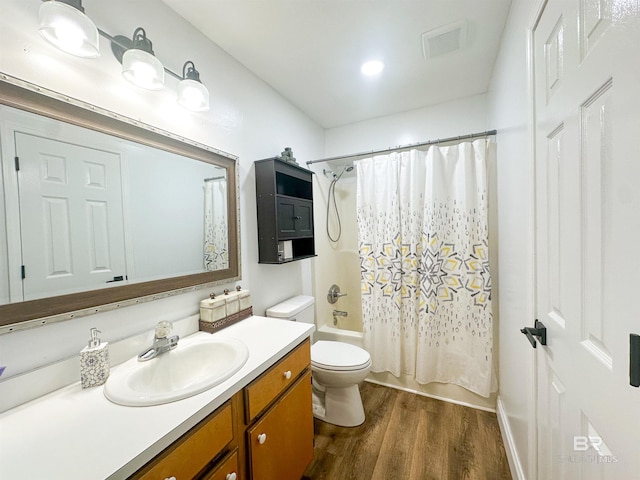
38 0 100 58
37 6 210 112
121 27 165 90
178 61 210 112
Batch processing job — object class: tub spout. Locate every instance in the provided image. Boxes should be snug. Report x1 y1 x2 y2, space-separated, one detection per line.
332 309 348 326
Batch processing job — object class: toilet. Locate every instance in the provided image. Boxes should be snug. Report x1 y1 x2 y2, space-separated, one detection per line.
266 295 371 427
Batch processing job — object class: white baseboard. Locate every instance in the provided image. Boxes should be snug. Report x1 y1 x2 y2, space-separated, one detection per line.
496 395 526 480
364 377 496 413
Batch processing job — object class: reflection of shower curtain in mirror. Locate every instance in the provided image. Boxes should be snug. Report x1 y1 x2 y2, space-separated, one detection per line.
204 179 228 271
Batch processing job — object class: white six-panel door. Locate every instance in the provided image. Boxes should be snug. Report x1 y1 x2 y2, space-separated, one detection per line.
15 132 126 300
532 0 640 478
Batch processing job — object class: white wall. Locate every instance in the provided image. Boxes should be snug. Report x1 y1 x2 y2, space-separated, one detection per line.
486 0 536 478
0 0 323 382
324 93 489 157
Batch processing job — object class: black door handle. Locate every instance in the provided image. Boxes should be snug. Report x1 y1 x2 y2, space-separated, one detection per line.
521 320 547 348
631 334 640 387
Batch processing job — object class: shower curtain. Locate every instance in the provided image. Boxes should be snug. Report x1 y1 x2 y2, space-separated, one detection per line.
356 139 494 397
203 179 228 271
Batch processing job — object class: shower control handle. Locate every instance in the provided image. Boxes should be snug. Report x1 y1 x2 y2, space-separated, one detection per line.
327 284 347 304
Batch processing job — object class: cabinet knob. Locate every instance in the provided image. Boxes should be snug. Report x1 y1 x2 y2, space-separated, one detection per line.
257 433 267 444
284 370 292 380
226 473 237 480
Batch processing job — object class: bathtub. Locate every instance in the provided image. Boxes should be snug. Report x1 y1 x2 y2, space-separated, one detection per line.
315 323 364 349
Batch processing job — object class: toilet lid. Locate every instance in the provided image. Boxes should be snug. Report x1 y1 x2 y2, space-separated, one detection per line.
311 341 371 371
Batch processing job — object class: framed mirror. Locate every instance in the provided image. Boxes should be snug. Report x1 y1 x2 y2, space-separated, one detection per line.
0 79 240 332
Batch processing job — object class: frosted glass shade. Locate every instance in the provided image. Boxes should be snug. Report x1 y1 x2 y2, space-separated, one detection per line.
178 78 210 112
122 48 164 90
38 1 100 58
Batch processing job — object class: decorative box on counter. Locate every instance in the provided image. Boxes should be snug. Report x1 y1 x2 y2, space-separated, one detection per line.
200 286 253 334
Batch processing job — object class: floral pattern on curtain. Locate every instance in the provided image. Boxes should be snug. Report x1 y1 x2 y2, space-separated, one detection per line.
356 139 495 397
204 178 229 271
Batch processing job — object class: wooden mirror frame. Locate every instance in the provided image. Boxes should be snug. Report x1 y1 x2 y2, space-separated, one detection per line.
0 79 240 332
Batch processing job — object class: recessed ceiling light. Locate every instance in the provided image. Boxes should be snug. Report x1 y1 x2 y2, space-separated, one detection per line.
361 60 384 76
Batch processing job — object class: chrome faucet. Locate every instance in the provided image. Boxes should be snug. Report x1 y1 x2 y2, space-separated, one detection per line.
138 321 180 362
332 309 348 325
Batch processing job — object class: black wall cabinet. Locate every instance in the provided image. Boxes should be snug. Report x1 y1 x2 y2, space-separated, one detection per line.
255 158 316 263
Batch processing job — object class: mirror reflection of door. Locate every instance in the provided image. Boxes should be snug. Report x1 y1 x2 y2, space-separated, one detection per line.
1 104 231 308
15 133 126 300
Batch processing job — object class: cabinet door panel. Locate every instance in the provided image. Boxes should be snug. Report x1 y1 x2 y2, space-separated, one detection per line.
247 371 313 480
276 198 297 237
294 200 313 237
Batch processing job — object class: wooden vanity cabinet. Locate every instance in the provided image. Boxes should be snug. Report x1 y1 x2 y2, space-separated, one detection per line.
244 339 314 480
246 371 313 480
130 396 240 480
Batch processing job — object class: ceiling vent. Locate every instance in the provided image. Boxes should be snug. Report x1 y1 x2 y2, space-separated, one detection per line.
422 20 468 59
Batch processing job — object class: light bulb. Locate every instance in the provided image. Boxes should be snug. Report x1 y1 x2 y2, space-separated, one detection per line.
38 1 99 58
178 79 209 111
122 48 164 90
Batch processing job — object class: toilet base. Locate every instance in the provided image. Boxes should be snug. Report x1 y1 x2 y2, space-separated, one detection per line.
312 383 365 427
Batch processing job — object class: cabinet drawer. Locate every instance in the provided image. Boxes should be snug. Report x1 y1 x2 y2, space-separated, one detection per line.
132 402 234 480
244 339 310 422
201 449 240 480
247 371 314 480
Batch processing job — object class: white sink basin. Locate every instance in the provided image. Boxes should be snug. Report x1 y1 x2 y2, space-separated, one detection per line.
104 333 249 406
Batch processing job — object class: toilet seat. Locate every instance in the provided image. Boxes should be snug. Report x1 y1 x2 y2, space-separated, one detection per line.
311 340 371 371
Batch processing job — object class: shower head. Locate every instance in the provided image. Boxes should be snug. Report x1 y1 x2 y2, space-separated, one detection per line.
333 165 354 181
324 165 353 181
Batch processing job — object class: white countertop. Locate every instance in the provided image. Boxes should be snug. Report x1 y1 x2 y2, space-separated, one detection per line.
0 316 313 480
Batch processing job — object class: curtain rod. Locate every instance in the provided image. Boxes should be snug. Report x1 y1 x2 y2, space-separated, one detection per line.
204 175 226 182
306 129 497 166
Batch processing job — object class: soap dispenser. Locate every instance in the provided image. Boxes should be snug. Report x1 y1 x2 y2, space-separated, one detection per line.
80 328 110 389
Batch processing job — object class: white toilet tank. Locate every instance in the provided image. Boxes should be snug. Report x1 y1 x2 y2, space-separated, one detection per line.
266 295 315 326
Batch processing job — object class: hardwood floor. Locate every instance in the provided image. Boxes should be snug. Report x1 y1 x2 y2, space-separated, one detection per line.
303 382 511 480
